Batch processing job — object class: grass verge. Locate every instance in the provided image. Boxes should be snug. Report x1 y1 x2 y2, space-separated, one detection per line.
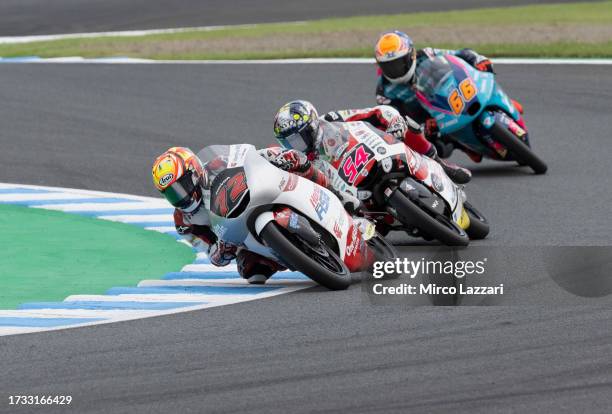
0 1 611 59
0 204 194 309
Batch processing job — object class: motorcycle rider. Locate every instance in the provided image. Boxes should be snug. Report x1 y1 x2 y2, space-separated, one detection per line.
322 104 470 184
152 146 285 284
152 146 370 284
374 30 513 163
266 100 470 210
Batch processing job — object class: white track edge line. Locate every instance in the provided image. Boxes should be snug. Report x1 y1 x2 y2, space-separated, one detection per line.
0 182 162 202
0 182 314 336
0 286 308 336
2 57 612 65
0 22 307 45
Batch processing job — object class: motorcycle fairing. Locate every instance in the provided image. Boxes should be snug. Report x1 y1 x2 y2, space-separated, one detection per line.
335 122 464 223
415 54 523 157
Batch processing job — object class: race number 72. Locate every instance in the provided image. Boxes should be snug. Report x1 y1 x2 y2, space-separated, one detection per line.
214 171 248 217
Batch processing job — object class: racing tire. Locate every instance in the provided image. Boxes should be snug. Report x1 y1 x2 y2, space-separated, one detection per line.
463 201 490 240
388 190 469 247
490 121 547 174
366 233 400 278
367 233 398 262
260 222 351 290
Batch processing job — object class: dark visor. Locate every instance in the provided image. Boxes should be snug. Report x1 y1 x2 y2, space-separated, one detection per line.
277 123 315 152
379 54 412 80
163 172 197 208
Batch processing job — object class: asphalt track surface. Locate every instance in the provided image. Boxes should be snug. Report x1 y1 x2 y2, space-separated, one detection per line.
0 0 593 36
0 63 611 413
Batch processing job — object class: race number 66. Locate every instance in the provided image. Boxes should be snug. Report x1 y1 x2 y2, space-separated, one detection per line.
448 78 478 115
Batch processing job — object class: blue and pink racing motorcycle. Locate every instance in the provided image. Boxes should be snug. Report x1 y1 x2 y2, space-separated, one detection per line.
414 54 547 174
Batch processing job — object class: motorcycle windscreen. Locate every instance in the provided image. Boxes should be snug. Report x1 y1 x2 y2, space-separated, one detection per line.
415 56 454 106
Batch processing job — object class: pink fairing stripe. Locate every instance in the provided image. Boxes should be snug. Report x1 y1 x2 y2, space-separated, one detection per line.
445 54 471 78
415 90 454 116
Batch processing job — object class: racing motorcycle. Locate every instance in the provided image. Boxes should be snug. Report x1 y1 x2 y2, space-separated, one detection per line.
199 144 396 290
415 54 547 174
328 121 489 246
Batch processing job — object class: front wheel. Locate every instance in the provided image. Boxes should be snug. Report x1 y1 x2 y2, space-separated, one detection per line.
388 190 469 247
260 222 351 290
490 121 548 174
464 201 489 240
367 233 398 262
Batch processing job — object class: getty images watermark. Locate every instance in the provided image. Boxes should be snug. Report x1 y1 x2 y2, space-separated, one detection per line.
363 246 612 306
370 257 503 296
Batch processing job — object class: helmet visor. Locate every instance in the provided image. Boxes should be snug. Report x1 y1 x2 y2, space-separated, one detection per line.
163 172 198 209
277 123 316 152
379 53 413 80
279 131 307 152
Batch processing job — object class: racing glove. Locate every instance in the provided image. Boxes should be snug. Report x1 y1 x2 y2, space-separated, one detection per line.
386 116 408 140
475 59 494 73
331 188 363 216
265 147 332 188
456 49 495 74
208 240 237 267
424 118 440 140
270 149 310 173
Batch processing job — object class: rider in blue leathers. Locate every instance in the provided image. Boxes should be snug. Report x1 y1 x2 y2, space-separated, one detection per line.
374 30 497 161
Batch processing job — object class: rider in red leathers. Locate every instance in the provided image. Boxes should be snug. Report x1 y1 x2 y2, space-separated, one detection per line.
267 100 471 199
322 105 471 183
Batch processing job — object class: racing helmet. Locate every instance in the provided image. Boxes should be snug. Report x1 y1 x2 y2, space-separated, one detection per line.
273 100 320 154
375 31 417 84
152 146 207 213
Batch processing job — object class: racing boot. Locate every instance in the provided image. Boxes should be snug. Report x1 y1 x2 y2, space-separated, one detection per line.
464 147 483 163
425 145 472 184
433 139 455 159
237 250 283 285
246 274 269 285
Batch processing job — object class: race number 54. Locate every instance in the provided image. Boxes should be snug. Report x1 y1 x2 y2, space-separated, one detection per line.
341 144 373 184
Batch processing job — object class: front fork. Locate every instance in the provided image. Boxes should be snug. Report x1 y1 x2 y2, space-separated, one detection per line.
479 110 531 157
272 206 375 272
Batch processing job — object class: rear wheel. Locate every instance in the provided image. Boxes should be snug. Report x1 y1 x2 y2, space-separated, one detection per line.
388 190 469 246
490 121 547 174
260 222 351 290
464 201 489 240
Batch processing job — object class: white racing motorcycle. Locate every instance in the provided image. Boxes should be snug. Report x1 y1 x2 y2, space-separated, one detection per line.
199 144 396 290
325 121 489 246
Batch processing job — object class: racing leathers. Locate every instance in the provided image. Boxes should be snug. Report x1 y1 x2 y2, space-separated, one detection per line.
173 150 364 284
173 205 284 284
259 146 363 216
323 105 431 155
376 47 502 163
322 105 471 184
267 115 447 236
376 48 494 124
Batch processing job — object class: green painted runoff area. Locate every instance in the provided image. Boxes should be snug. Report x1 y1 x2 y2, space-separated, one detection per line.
0 204 194 309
